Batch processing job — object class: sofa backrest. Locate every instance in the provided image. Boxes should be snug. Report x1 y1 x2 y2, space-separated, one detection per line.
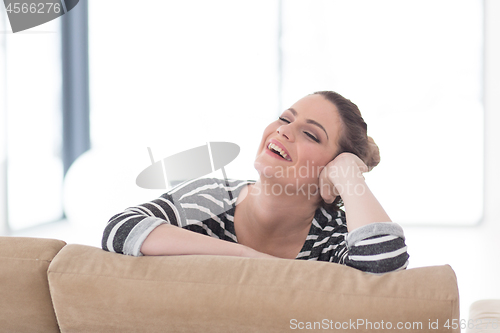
0 236 66 333
48 244 460 333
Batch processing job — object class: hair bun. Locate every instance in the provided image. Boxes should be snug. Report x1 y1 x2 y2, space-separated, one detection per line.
366 136 380 171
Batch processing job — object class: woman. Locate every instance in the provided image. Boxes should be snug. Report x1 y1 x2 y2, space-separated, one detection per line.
102 91 409 273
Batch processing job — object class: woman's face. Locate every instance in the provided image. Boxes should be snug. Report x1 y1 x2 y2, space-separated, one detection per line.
254 94 342 189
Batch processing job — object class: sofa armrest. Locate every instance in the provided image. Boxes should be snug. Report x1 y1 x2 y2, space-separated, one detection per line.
48 244 459 333
0 236 66 333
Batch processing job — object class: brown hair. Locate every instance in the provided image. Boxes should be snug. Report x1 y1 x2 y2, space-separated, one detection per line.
313 91 380 211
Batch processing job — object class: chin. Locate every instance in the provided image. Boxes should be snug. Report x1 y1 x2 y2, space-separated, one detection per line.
254 159 310 184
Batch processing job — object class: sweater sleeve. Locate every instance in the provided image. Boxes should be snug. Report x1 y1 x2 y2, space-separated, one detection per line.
340 222 409 273
101 193 180 257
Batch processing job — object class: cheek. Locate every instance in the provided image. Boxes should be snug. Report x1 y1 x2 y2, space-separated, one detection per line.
317 152 334 166
264 122 278 135
299 147 333 176
301 145 329 163
259 123 278 144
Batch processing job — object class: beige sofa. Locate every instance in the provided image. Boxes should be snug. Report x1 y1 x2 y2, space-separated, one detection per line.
0 236 460 332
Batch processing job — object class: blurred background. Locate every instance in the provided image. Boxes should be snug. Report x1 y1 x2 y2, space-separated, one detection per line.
1 0 498 321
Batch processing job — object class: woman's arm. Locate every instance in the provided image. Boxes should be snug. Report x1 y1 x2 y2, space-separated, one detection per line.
103 178 278 258
320 153 408 273
319 153 391 232
141 224 277 259
337 175 391 232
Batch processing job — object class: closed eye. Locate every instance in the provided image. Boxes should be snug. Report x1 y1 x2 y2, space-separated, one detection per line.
279 117 320 143
304 132 320 143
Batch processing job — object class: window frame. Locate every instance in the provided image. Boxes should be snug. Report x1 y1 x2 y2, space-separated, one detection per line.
0 0 90 233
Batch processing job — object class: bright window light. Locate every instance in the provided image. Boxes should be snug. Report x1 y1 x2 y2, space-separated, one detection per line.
88 0 483 226
1 14 63 230
281 0 483 225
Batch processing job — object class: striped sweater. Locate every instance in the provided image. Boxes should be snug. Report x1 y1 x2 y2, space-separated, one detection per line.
102 177 409 273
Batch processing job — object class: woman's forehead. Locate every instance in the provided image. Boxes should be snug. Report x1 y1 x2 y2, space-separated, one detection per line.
291 95 341 126
290 94 338 118
289 94 342 146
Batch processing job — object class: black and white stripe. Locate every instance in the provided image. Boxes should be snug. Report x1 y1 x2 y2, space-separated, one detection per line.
102 178 409 273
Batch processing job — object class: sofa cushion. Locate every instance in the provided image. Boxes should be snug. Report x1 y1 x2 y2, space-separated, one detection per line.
467 299 500 332
0 236 66 333
48 244 460 333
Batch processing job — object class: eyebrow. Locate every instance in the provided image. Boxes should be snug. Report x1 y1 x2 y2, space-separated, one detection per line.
287 108 329 140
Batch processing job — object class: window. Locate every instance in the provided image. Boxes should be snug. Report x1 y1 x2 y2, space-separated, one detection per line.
4 0 479 230
1 11 63 231
0 1 89 232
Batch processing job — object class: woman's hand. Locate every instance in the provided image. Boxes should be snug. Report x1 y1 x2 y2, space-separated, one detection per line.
319 152 392 231
319 152 368 204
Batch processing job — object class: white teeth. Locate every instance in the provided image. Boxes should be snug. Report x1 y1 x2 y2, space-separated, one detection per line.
267 143 291 161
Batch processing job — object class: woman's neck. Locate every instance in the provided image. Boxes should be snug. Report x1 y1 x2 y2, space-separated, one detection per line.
234 177 321 258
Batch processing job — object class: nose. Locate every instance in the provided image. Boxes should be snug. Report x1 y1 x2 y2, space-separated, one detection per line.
277 123 295 141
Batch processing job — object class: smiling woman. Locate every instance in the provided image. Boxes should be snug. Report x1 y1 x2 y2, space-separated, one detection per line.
102 91 409 274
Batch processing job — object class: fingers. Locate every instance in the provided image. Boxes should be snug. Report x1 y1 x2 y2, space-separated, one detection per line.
323 194 335 204
356 158 369 174
319 167 337 203
358 163 369 174
318 153 367 204
336 152 368 174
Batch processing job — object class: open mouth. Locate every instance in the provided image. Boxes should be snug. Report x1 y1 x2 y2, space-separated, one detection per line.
267 142 292 161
